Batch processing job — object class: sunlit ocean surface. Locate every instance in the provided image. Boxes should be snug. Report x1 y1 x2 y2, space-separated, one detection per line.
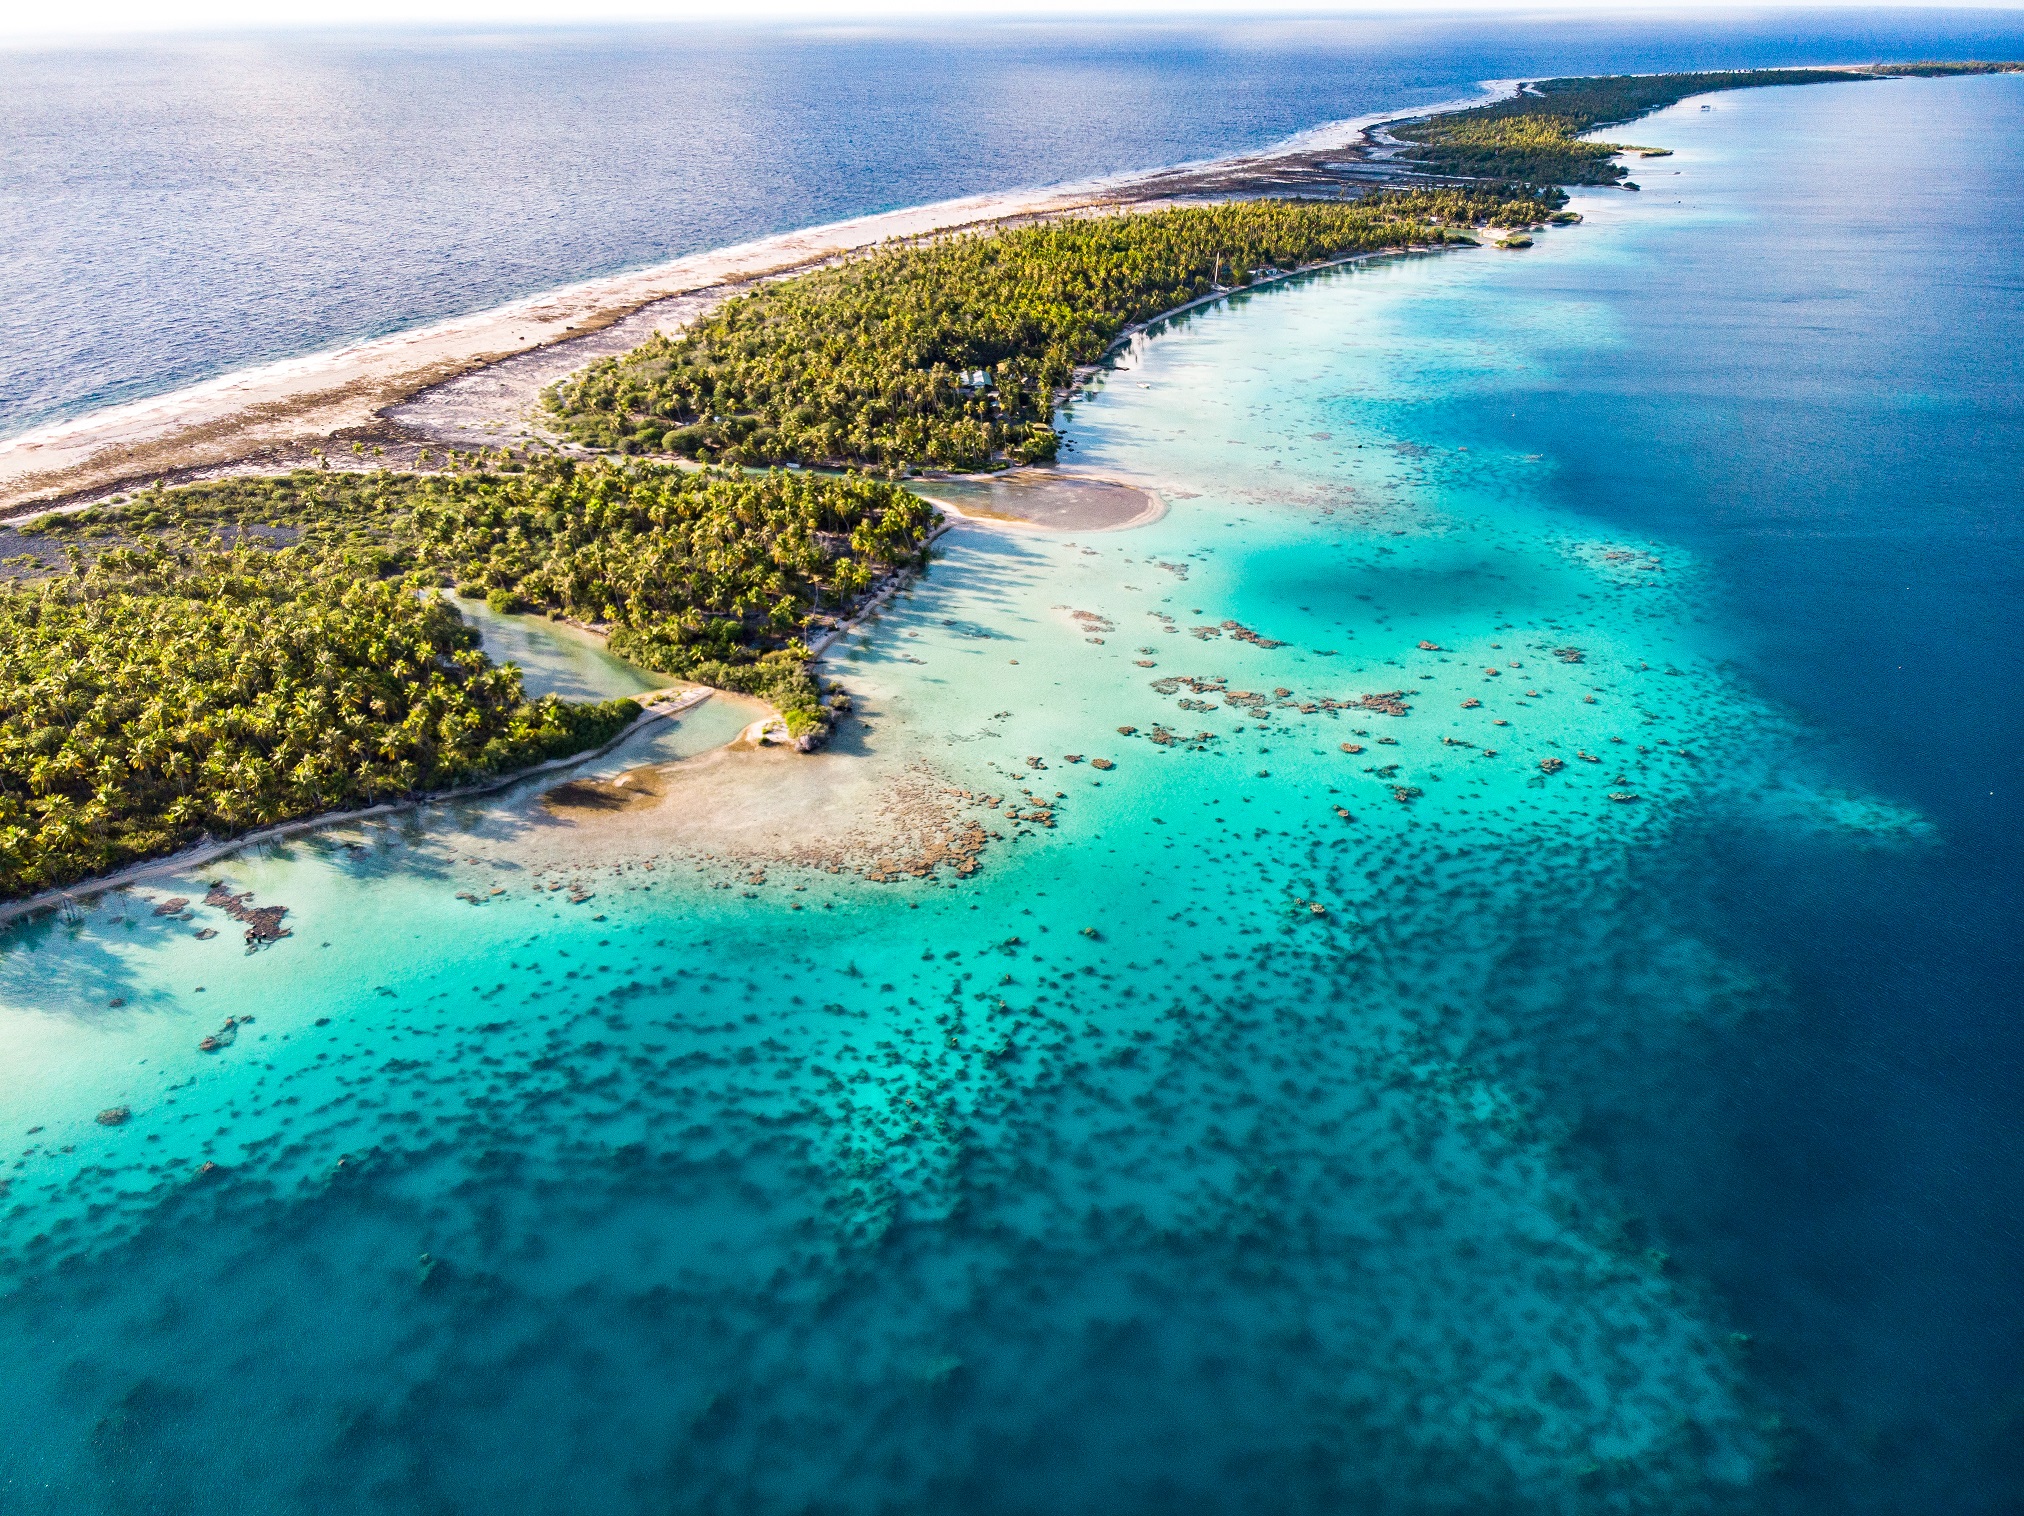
10 13 2024 438
2 52 2022 1516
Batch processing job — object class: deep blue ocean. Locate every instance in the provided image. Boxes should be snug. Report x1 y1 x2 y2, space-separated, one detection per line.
1 19 2022 1516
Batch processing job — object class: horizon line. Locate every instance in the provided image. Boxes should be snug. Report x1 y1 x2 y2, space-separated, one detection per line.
12 1 2024 46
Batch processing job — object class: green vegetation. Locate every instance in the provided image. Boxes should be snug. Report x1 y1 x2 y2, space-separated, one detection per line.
0 459 935 897
1392 70 1868 185
1865 60 2024 77
1393 65 2019 186
25 64 2019 898
545 189 1556 472
549 66 2024 472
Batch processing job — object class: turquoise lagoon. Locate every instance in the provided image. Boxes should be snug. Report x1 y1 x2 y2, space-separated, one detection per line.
3 77 2020 1512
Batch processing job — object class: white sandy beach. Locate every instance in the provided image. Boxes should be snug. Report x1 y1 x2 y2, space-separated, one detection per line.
0 87 1511 513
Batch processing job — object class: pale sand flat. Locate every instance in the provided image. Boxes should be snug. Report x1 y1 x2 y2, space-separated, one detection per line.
912 473 1165 534
524 739 987 886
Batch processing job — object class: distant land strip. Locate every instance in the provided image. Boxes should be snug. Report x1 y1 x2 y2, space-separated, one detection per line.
2 62 2019 904
4 61 2017 518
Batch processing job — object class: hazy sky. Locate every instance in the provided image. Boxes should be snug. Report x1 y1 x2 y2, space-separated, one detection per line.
10 0 2019 42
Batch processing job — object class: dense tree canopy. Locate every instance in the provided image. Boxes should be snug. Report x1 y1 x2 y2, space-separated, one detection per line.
544 189 1554 471
0 460 936 897
1391 65 2021 185
0 550 632 898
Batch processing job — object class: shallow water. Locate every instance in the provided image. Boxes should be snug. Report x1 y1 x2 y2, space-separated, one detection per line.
447 592 665 703
2 74 2020 1515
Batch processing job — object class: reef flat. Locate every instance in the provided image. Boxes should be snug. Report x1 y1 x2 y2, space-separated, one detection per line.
1 66 2019 1516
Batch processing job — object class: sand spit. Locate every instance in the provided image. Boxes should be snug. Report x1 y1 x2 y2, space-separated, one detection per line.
913 472 1164 533
0 86 1514 516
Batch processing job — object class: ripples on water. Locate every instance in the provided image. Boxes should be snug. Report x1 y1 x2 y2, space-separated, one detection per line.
9 12 2024 437
1 54 2021 1516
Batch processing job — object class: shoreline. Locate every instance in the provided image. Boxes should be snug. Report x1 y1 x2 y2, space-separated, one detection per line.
0 66 1924 907
0 82 1517 516
0 215 1515 912
0 63 1946 516
912 477 1168 535
0 686 712 928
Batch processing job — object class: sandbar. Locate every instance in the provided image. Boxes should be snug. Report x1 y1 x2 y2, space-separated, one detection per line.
911 472 1164 533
